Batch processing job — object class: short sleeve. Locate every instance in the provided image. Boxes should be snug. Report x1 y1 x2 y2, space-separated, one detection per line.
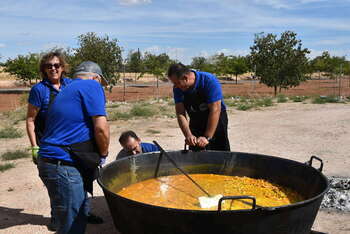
205 76 223 104
28 85 42 108
81 81 106 117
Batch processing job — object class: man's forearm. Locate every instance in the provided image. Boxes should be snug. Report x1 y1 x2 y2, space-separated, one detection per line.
177 114 192 138
93 116 110 156
204 102 221 138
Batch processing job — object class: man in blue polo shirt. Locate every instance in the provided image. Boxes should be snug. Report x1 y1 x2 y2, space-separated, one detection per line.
167 63 230 151
37 61 110 234
116 130 159 159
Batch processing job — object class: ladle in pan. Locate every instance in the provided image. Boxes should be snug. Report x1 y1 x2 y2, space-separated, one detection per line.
153 141 223 208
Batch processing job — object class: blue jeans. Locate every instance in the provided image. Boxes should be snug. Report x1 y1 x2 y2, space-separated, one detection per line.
38 158 88 234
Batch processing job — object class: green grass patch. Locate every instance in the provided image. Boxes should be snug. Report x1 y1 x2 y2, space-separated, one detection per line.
0 126 23 138
290 96 308 102
312 95 340 104
146 129 161 134
236 103 254 111
130 105 157 117
1 150 29 161
255 97 274 107
0 163 15 172
276 94 288 103
108 110 132 121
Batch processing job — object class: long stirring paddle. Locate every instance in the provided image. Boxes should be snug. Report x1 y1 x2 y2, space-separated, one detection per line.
153 141 223 208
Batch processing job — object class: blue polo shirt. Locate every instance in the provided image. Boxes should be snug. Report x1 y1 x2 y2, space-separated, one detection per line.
28 77 72 119
173 70 226 111
39 79 106 162
141 142 160 153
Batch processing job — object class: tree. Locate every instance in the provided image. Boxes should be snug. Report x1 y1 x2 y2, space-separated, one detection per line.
73 32 123 86
143 52 174 81
2 53 40 84
125 49 145 81
190 56 207 71
190 56 216 74
250 31 310 95
226 56 249 84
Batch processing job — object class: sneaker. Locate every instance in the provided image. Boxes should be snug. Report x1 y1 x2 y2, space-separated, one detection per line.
47 217 57 231
87 212 104 224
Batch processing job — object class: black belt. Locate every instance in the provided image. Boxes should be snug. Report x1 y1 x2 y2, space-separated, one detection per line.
40 157 76 167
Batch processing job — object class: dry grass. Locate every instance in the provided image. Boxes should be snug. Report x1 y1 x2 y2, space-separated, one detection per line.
0 67 17 80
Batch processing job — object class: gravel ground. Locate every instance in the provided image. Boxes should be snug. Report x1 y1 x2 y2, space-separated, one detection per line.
0 102 350 234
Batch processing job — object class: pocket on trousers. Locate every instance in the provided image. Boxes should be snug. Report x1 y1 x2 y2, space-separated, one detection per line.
66 167 83 184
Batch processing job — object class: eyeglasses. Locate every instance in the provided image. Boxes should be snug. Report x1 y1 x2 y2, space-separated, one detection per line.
45 63 61 69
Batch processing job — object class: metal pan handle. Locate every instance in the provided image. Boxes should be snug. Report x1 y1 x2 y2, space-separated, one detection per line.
306 155 323 172
217 196 256 212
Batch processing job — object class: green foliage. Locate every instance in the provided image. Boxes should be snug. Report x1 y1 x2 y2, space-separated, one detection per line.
0 163 15 172
190 56 216 73
125 49 144 79
1 150 29 161
309 51 348 78
277 94 288 103
0 126 23 138
312 95 340 104
2 53 40 84
225 96 274 111
290 96 308 102
255 97 274 107
236 103 254 111
73 32 123 85
142 52 174 80
250 31 310 95
130 104 157 117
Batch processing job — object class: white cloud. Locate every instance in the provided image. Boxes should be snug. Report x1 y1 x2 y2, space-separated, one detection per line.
119 0 151 6
0 43 5 48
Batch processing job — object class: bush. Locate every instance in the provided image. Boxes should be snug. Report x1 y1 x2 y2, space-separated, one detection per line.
277 94 288 103
312 95 339 104
256 97 273 107
290 96 308 102
0 163 15 172
236 103 254 111
0 127 23 138
130 105 157 117
1 150 29 161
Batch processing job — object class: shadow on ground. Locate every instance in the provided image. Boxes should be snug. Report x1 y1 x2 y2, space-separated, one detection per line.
0 206 50 229
86 196 120 234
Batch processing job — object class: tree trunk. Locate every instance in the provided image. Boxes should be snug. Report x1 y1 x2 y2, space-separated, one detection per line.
235 74 238 84
274 86 277 96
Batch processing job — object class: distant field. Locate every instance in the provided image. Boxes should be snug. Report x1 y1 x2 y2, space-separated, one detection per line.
0 68 16 80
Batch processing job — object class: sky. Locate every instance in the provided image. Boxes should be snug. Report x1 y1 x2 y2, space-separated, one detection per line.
0 0 349 64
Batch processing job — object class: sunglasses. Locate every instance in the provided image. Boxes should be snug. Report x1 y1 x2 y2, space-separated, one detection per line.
45 63 61 69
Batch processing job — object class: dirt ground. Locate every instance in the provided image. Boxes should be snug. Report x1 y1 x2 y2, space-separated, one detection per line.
0 102 350 234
